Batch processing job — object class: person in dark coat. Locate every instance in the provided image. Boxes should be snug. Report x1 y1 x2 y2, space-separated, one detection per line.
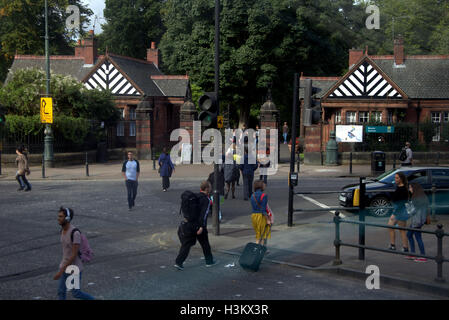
224 146 238 199
239 147 259 201
158 147 175 192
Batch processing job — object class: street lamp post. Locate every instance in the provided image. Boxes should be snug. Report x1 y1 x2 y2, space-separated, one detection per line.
44 0 54 169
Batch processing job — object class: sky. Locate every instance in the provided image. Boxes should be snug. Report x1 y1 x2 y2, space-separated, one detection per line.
82 0 106 34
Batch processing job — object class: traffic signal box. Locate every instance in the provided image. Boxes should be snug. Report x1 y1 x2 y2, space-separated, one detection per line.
198 92 218 129
303 79 322 126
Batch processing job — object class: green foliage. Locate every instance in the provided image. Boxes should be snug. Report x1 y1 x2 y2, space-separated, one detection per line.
0 0 93 82
420 117 436 147
190 82 203 112
4 114 43 136
98 0 165 59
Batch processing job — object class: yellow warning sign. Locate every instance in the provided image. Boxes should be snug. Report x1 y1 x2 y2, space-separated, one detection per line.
217 116 224 129
40 98 53 124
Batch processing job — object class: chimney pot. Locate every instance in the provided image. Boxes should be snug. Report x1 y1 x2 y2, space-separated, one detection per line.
348 49 364 68
394 37 405 65
151 42 156 49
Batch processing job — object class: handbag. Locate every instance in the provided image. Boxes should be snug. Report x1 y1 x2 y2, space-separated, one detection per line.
404 200 416 216
425 214 431 225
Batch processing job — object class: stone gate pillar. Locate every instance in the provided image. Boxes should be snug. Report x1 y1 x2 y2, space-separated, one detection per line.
260 90 279 160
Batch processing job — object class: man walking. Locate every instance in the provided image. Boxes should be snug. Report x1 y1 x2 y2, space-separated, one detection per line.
282 122 289 144
122 151 140 211
174 181 218 270
401 142 413 167
53 207 94 300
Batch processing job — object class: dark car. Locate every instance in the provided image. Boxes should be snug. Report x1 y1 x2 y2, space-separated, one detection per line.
339 167 449 217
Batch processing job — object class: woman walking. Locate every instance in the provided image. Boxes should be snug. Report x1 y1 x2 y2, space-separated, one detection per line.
250 180 271 245
158 147 175 192
387 172 409 252
15 146 31 191
406 183 430 262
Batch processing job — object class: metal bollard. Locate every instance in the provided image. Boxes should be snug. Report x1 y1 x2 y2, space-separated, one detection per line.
42 153 45 178
349 152 353 174
333 211 342 265
0 150 2 175
358 177 366 261
435 224 445 283
431 184 436 221
393 153 396 169
85 152 89 177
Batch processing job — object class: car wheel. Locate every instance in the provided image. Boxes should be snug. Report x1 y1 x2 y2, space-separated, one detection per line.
369 196 391 217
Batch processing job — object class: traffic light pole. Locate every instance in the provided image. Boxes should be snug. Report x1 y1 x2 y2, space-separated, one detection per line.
212 0 220 236
288 73 300 227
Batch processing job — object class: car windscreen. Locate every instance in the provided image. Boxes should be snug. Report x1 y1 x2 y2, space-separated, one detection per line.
377 169 398 183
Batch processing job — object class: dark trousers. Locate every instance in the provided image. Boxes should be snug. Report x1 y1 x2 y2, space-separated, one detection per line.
162 176 170 190
259 175 268 185
16 174 31 190
407 228 425 255
175 222 213 266
243 173 254 200
125 179 138 208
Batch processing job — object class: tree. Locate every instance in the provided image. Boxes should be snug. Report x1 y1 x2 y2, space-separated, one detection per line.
99 0 165 59
0 0 93 82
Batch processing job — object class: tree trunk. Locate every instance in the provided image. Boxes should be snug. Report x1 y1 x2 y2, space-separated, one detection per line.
238 104 250 128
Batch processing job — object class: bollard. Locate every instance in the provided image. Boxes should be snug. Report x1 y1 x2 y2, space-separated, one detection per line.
0 150 2 175
333 211 342 265
435 224 445 283
393 153 396 169
358 177 366 260
85 152 89 177
431 184 436 221
42 153 45 178
349 152 353 174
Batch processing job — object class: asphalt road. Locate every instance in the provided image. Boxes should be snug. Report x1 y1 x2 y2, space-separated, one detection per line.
0 177 438 300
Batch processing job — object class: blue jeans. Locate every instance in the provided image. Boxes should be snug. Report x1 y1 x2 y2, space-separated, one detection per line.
126 180 138 208
58 271 94 300
407 228 425 255
283 133 287 143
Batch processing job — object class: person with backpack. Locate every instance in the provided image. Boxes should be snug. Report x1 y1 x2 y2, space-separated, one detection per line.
400 142 413 166
224 145 239 199
53 207 94 300
406 183 430 262
158 147 175 192
121 151 140 211
174 181 218 270
250 180 272 245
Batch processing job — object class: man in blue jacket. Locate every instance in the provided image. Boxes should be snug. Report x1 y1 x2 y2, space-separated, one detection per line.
239 147 259 201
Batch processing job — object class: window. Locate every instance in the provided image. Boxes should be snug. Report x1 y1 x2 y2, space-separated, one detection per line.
431 169 449 187
371 112 382 122
431 112 441 141
407 170 428 185
444 112 449 122
129 108 136 120
335 111 341 124
129 122 136 137
359 111 369 123
346 111 357 124
117 122 124 137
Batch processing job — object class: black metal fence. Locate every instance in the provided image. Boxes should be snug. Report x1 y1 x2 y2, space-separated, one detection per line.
291 177 449 282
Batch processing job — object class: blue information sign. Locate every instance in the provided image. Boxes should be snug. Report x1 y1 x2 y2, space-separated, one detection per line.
365 126 394 133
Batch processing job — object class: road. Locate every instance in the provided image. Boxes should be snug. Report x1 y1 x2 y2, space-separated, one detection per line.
0 177 440 300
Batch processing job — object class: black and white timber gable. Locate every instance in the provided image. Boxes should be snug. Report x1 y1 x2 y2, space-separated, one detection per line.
84 59 141 96
328 61 402 99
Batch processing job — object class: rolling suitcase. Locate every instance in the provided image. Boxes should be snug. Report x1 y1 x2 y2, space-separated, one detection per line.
239 225 271 271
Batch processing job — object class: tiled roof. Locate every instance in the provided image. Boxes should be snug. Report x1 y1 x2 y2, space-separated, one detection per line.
299 77 340 99
5 55 93 83
151 76 189 97
372 57 449 99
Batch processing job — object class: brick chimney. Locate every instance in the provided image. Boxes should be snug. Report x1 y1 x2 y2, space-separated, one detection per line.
348 49 364 68
394 37 405 66
147 42 160 68
75 30 97 65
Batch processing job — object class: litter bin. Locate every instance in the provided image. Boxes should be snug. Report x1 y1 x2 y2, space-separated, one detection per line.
96 141 108 163
371 151 385 175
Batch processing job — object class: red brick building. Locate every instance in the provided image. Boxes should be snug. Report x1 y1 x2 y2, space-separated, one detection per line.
300 39 449 164
6 31 189 159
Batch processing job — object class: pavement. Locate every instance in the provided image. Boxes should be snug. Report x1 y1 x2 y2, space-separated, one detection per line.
1 158 449 298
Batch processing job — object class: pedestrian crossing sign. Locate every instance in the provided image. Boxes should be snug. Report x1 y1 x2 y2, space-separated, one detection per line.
40 97 53 124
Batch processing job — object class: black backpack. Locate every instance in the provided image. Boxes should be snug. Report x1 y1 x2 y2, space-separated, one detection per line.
399 148 407 161
180 190 200 222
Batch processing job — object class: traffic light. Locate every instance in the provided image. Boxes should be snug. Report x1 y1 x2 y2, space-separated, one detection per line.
303 79 322 126
0 105 6 127
198 92 218 129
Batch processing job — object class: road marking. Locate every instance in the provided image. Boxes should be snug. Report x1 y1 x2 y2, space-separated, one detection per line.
298 194 346 218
